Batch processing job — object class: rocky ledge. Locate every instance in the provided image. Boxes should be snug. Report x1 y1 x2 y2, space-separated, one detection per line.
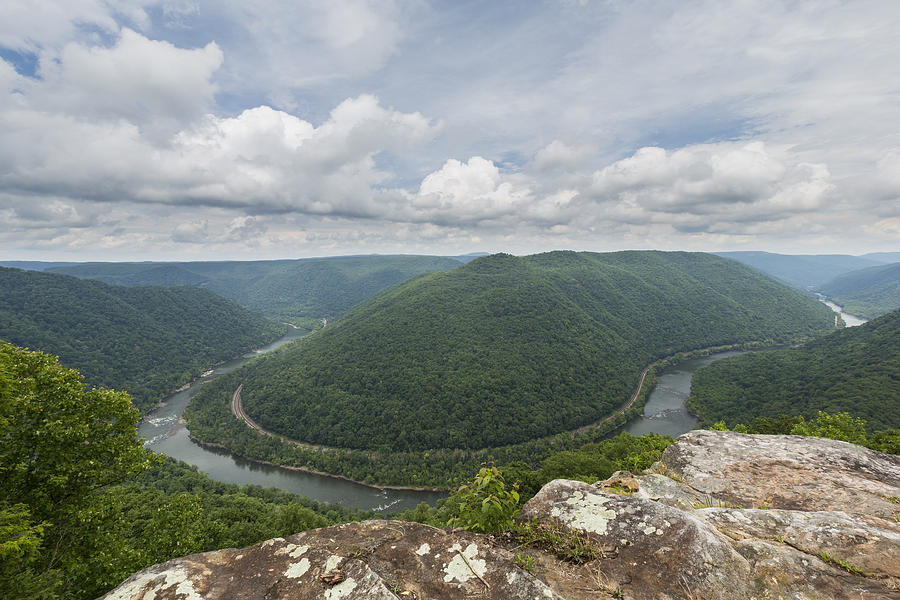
102 431 900 600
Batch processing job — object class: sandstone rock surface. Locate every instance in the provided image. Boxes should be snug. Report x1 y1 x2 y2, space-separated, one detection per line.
102 431 900 600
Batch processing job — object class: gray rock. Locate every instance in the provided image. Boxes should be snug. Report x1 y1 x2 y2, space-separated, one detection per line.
519 478 754 599
103 431 900 600
697 507 900 578
99 520 564 600
660 430 900 519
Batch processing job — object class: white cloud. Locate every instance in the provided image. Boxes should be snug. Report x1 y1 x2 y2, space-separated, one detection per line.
588 142 834 228
532 140 593 172
34 28 222 134
414 157 533 223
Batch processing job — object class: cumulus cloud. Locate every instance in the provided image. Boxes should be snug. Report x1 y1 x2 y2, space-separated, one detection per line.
0 26 440 216
35 29 223 131
587 142 835 232
414 157 532 222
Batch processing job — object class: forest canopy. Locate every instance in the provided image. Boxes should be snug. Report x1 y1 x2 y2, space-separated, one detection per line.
687 309 900 432
0 267 285 411
224 251 835 453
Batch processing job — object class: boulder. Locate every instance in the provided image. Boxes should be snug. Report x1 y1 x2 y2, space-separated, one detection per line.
99 520 563 600
102 431 900 600
659 430 900 519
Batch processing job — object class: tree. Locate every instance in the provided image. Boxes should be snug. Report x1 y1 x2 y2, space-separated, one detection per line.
0 342 155 598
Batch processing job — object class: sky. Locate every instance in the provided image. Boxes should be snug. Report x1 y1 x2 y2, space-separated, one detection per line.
1 0 899 261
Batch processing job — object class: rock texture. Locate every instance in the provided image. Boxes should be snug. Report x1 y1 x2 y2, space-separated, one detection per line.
102 431 900 600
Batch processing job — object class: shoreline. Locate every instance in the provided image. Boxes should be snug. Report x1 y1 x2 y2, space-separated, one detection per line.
189 436 449 493
197 339 789 487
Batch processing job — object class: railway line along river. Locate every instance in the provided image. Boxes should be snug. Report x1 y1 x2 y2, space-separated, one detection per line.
138 328 444 513
141 298 866 511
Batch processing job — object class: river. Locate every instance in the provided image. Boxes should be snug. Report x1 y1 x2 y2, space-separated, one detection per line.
142 299 867 510
815 293 868 327
621 350 747 438
622 297 868 438
138 329 445 513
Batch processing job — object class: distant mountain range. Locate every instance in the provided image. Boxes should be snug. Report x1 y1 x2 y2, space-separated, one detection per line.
226 251 836 453
817 262 900 319
0 267 285 411
713 251 883 289
715 251 900 317
1 255 471 320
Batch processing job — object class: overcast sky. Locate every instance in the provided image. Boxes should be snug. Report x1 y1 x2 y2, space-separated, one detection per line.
1 1 899 261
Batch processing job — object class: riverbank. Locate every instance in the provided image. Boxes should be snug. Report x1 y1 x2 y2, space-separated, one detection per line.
194 338 795 490
189 436 449 493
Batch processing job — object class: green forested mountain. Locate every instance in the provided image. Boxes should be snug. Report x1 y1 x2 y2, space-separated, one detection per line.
714 251 880 289
48 255 464 320
227 251 834 453
687 309 900 431
0 267 285 411
817 261 900 318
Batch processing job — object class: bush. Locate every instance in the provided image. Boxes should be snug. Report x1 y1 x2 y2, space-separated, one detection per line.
447 466 519 533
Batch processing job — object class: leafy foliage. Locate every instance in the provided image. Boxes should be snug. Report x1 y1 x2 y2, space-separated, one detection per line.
817 261 900 319
711 411 899 455
688 309 900 432
396 433 674 527
0 267 285 411
0 343 154 598
228 251 833 453
0 343 377 599
447 466 520 533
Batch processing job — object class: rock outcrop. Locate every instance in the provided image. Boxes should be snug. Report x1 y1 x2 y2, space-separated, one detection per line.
102 431 900 600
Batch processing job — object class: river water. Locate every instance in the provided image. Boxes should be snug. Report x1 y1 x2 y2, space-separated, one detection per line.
141 298 867 510
621 350 746 438
622 297 868 438
138 329 445 513
816 293 868 327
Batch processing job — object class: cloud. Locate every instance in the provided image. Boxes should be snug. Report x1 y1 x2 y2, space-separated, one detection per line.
532 140 593 172
413 157 533 224
33 28 223 135
587 142 834 230
0 27 440 217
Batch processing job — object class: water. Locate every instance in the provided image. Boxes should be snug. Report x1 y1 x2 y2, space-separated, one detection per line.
622 351 747 438
138 329 445 512
815 294 868 327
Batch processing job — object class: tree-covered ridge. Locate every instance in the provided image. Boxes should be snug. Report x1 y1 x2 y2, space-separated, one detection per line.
714 251 881 289
49 255 464 320
235 251 835 453
0 267 285 412
687 309 900 431
817 261 900 319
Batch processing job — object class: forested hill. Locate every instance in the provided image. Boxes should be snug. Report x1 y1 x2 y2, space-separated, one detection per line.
48 255 463 320
817 261 900 319
0 267 285 411
714 251 880 289
234 251 835 452
687 308 900 431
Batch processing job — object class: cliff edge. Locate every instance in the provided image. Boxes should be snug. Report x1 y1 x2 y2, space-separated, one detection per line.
101 431 900 599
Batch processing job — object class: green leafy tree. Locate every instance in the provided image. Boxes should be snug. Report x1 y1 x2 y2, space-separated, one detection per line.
0 343 155 598
447 466 520 533
790 411 868 445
